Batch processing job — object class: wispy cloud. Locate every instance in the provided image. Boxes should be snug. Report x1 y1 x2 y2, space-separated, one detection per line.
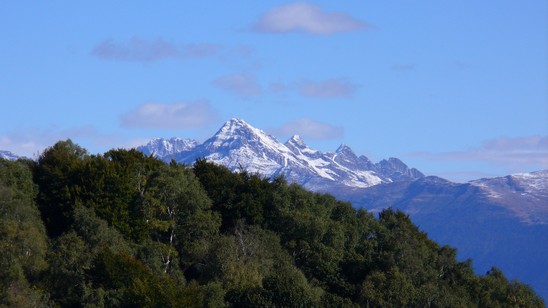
231 44 255 59
298 78 359 98
182 43 222 58
411 135 548 172
213 74 263 97
254 2 368 35
92 37 221 62
119 101 218 130
392 64 416 71
482 136 548 152
0 126 124 158
268 82 289 93
271 118 343 140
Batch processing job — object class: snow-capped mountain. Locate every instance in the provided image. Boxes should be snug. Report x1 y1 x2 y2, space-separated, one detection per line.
140 118 424 191
470 170 548 224
137 137 198 160
471 170 548 200
0 150 20 160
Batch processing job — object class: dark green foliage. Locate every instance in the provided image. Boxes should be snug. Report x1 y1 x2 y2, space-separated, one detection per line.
262 262 323 307
72 205 132 256
45 231 92 305
192 158 271 231
80 148 165 241
0 159 50 306
0 142 543 306
34 140 88 237
142 163 221 276
476 267 545 307
91 247 184 307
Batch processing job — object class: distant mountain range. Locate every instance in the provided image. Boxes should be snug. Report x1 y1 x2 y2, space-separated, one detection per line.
0 150 21 160
137 118 424 192
2 119 547 299
136 118 548 300
343 171 548 300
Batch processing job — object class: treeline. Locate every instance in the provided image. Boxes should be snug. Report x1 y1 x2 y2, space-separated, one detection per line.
0 140 543 307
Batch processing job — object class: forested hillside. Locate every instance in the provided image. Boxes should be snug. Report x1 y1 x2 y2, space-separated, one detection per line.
0 140 543 307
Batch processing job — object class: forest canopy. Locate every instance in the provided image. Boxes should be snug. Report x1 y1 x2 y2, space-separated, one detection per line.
0 140 543 307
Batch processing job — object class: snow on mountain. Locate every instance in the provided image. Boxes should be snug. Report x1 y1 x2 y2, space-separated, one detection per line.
377 157 425 182
471 170 548 199
173 118 299 177
470 170 548 224
136 137 198 160
139 118 424 191
0 150 20 160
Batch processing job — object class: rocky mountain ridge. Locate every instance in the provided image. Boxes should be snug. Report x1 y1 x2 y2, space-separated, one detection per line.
0 150 21 160
137 118 424 192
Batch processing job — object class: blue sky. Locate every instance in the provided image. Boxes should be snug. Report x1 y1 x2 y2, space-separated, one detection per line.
1 1 546 181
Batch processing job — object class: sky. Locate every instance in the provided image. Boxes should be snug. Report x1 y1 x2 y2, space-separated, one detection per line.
1 1 546 182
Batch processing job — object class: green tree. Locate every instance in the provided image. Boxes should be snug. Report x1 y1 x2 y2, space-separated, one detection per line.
44 231 92 306
360 268 415 307
192 159 268 231
141 163 220 277
33 140 88 237
0 159 49 306
80 149 164 241
262 262 323 307
91 247 184 307
476 267 544 307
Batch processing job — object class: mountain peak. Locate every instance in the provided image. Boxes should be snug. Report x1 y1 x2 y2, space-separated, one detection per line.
136 137 198 159
285 134 320 158
286 135 306 147
203 119 289 157
216 118 264 139
335 144 361 163
290 134 303 142
137 118 423 190
221 118 252 130
336 144 354 154
378 157 425 181
0 150 21 161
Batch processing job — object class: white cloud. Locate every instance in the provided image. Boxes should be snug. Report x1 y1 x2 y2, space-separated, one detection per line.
272 118 343 140
213 74 263 97
298 78 359 98
119 101 218 130
254 2 368 35
92 37 221 62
